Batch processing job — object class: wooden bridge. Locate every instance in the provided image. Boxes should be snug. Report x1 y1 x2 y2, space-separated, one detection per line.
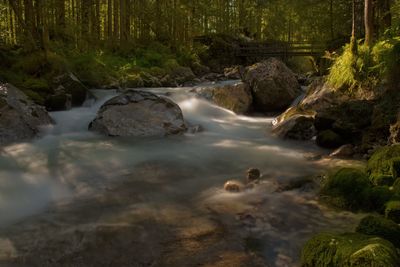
193 36 327 60
235 42 326 58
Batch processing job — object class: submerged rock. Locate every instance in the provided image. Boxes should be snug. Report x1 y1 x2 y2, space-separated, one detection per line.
0 83 53 145
224 180 243 192
246 168 261 183
89 90 187 137
212 82 253 114
243 58 301 112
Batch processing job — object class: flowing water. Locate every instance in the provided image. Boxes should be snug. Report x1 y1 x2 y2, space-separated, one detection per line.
0 81 361 266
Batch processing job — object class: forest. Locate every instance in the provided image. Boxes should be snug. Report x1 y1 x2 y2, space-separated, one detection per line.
0 0 399 267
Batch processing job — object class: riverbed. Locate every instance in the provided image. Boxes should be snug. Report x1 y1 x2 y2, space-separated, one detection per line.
0 81 361 267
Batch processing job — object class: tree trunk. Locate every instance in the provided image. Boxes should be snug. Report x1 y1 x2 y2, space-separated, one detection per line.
364 0 373 46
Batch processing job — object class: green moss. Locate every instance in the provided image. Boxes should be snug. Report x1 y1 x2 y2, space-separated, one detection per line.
385 200 400 223
316 130 345 149
366 186 394 212
356 215 400 248
21 78 51 93
23 90 45 105
391 157 400 178
320 168 371 211
367 145 400 179
301 233 400 267
393 178 400 194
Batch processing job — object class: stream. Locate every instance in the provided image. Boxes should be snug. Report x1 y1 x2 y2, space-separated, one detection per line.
0 81 361 267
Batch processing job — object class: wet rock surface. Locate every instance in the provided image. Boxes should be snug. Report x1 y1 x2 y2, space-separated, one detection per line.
243 58 301 112
0 83 53 145
89 90 187 137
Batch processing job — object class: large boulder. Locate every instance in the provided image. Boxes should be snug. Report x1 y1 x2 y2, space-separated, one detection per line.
242 58 301 111
0 83 53 145
212 82 253 114
272 113 316 140
89 90 187 137
51 72 89 108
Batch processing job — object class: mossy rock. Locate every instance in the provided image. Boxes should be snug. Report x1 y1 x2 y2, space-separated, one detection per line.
123 74 144 88
21 78 52 93
365 186 394 212
301 232 400 267
356 215 400 248
391 157 400 178
393 178 400 194
320 168 372 211
367 145 400 179
316 130 345 149
370 174 396 186
385 200 400 223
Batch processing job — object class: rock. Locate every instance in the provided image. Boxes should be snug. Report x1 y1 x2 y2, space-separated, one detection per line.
52 72 89 107
242 58 301 112
89 90 187 137
212 82 253 114
320 168 371 211
301 233 400 267
123 74 144 88
272 113 316 140
385 201 400 223
314 100 373 138
356 215 400 248
299 77 350 112
246 168 261 183
140 72 162 87
160 75 178 87
224 66 243 79
201 73 226 82
187 124 204 134
316 130 345 149
389 120 400 144
170 67 195 85
224 181 242 192
191 62 210 76
44 85 72 111
0 83 53 145
329 144 355 158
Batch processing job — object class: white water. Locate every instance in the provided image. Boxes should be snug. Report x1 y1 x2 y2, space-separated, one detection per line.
0 82 359 266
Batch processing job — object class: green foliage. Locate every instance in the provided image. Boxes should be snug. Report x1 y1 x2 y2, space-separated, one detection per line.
301 232 400 267
327 37 400 91
367 145 400 179
320 168 371 211
356 215 400 248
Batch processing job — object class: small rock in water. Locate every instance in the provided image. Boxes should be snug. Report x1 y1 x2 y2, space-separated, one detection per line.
224 181 242 193
187 124 204 134
246 168 261 184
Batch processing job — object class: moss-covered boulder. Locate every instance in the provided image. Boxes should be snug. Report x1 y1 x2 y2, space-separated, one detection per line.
316 130 345 149
320 168 371 211
301 233 400 267
356 215 400 248
393 178 400 194
385 200 400 223
52 72 88 107
367 145 400 183
366 186 394 212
